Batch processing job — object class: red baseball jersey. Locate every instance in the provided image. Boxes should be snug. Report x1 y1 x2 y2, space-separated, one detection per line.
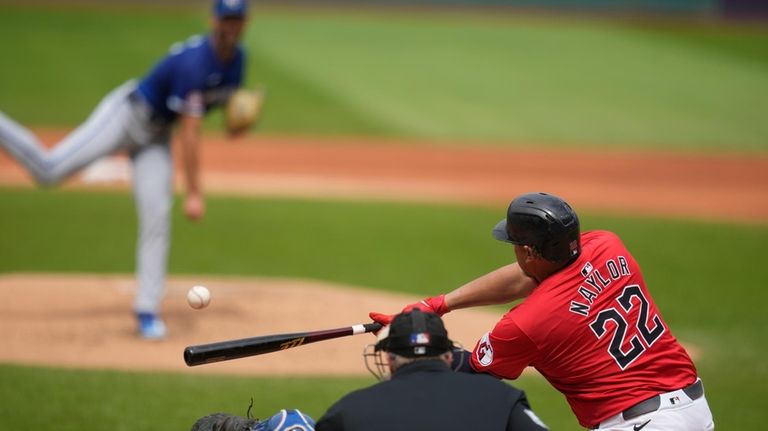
470 230 697 427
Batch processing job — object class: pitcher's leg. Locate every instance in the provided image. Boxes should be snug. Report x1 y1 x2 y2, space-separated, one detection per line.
46 81 138 183
0 82 136 186
0 111 52 184
131 143 173 338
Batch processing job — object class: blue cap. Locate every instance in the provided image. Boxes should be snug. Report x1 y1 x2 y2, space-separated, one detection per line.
213 0 248 18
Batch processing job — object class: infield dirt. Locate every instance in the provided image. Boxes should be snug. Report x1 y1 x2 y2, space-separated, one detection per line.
0 131 755 375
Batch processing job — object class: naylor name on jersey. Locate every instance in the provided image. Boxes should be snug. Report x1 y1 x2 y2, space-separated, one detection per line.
569 256 632 317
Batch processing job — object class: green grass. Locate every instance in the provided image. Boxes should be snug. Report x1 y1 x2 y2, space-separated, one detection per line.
248 11 768 150
0 188 508 291
0 364 367 431
0 364 578 430
1 187 766 429
0 6 390 137
1 5 768 150
0 7 203 123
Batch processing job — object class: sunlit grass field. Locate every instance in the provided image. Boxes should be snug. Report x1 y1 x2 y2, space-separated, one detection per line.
1 189 766 429
1 5 767 150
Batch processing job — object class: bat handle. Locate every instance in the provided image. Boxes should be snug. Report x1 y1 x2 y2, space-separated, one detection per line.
358 322 383 334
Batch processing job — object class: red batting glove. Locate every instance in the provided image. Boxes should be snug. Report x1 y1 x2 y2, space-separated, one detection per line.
369 311 395 326
368 294 450 328
402 294 449 316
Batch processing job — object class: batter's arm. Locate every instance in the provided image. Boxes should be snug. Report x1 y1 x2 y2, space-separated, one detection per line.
369 264 537 327
445 263 536 311
178 113 205 221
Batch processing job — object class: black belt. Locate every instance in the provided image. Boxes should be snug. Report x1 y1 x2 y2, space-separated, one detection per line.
622 380 704 421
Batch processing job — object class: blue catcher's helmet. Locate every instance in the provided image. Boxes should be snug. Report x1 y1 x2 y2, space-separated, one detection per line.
253 409 315 431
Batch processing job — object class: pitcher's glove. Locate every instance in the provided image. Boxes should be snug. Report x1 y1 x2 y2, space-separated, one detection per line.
190 413 258 431
225 88 265 135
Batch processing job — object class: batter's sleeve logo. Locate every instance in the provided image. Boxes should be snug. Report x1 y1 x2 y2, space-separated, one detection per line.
476 332 494 366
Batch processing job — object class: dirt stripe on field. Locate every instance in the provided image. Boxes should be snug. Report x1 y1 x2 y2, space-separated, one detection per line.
1 131 766 224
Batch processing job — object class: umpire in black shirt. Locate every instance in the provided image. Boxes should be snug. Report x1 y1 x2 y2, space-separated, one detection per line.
315 309 549 431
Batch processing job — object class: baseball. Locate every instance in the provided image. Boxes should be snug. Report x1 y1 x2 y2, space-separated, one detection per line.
187 285 211 310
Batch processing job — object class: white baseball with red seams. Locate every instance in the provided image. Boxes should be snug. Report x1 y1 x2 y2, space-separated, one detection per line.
187 285 212 309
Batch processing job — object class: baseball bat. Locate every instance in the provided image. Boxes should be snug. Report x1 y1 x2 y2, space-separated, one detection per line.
184 322 382 366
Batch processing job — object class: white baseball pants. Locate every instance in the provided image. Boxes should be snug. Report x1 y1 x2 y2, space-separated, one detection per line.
0 80 174 315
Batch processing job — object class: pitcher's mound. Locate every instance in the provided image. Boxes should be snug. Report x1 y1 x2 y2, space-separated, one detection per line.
0 273 501 376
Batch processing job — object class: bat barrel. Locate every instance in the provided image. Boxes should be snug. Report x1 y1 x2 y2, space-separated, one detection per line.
184 323 382 366
184 332 307 366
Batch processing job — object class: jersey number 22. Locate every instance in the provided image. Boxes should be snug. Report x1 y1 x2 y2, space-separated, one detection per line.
589 285 665 369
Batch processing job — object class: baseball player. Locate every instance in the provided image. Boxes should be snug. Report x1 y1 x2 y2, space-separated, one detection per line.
370 192 715 430
317 309 549 431
0 0 250 338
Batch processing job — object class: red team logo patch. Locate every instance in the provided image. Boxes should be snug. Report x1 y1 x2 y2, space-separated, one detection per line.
476 332 494 366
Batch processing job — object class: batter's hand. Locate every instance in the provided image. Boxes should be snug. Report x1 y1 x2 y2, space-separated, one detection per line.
404 295 449 315
369 311 395 327
184 193 206 221
369 294 449 326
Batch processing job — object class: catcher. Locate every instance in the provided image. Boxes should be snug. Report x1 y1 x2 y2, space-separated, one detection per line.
0 0 262 339
191 408 315 431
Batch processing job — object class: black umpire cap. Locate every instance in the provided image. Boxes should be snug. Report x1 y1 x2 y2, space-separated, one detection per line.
375 309 454 357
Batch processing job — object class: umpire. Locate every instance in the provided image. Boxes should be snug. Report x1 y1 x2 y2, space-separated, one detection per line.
315 309 549 431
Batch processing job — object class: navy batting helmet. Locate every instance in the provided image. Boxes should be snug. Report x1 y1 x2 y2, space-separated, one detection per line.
492 192 581 262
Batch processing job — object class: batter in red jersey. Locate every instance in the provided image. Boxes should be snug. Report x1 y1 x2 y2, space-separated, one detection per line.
371 192 714 430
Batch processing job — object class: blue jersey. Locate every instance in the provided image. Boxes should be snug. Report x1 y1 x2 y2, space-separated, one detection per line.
137 34 245 122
